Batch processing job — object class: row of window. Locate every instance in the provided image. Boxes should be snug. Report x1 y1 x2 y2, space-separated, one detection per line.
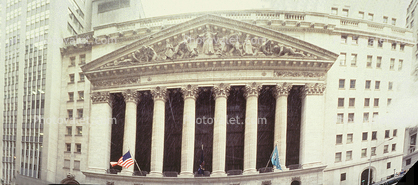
66 126 82 136
69 73 85 83
340 53 403 70
68 91 84 101
338 79 393 90
331 7 396 25
69 54 86 66
68 109 83 119
336 146 395 162
341 36 405 51
337 111 385 123
336 130 397 144
63 159 80 170
65 143 82 153
337 97 392 108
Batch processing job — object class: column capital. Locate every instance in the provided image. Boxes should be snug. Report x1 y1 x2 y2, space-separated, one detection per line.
151 86 168 102
303 83 326 96
91 91 112 105
273 82 292 98
181 85 200 100
244 82 262 99
213 83 231 99
122 90 140 104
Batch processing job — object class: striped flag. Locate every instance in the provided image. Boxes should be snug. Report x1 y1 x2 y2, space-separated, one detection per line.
117 151 134 169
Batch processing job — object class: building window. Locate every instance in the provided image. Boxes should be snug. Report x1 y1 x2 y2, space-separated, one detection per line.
362 132 368 141
368 38 374 46
342 9 349 17
385 130 390 138
391 43 397 50
76 126 82 135
341 173 347 181
384 145 389 153
368 13 374 21
76 144 81 153
398 60 403 70
400 44 405 51
337 113 344 123
378 39 384 48
387 162 391 169
371 147 376 156
352 36 358 44
374 98 379 107
349 98 355 107
351 54 357 66
69 74 75 83
335 152 342 162
392 144 396 151
348 113 354 123
74 160 80 170
79 73 85 82
331 7 338 15
66 126 72 136
341 35 347 44
362 148 367 158
406 158 411 165
340 53 346 65
66 143 71 152
339 79 345 88
373 112 379 121
78 91 84 100
70 57 76 66
347 133 353 143
366 56 372 67
338 98 344 107
364 98 370 107
375 81 380 89
372 131 377 140
336 135 343 144
68 110 73 119
388 82 393 90
350 79 356 89
365 80 371 89
387 98 392 106
383 16 388 23
376 56 382 68
79 54 86 65
77 109 83 118
392 18 396 25
346 151 352 160
363 112 369 122
390 58 395 70
68 92 74 102
359 11 364 19
393 129 397 137
64 159 70 169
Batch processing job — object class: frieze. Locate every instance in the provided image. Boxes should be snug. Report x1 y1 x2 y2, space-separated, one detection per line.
92 78 140 87
274 71 325 78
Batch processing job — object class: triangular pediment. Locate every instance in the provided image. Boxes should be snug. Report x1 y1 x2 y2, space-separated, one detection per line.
82 14 338 72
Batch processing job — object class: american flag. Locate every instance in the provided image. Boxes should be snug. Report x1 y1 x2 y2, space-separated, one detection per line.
117 151 134 169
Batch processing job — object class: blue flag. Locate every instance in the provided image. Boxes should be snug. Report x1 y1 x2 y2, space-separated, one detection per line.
271 145 282 170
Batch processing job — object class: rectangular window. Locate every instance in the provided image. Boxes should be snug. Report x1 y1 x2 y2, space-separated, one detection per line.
339 79 345 88
335 152 342 162
69 74 75 83
77 126 82 135
79 54 86 65
384 145 389 153
393 129 397 137
398 60 403 70
351 54 357 66
385 130 390 138
392 144 396 151
390 58 395 70
392 18 396 25
66 143 71 152
362 148 367 158
372 131 377 140
387 162 391 169
375 57 382 70
365 80 371 89
347 133 353 143
66 126 72 135
336 135 343 144
77 109 83 118
341 173 347 181
391 43 397 50
367 56 372 67
76 144 81 153
350 79 356 89
364 112 369 122
349 98 355 107
74 160 80 170
400 44 405 51
362 132 368 141
337 113 344 123
368 38 374 46
68 110 73 119
378 39 383 48
375 81 380 89
388 82 393 90
359 11 364 19
374 98 379 107
331 7 338 15
388 98 392 106
368 13 374 21
79 73 85 82
340 53 346 65
383 16 388 23
342 9 349 17
78 91 84 100
70 57 75 66
64 159 70 169
371 147 376 156
352 36 358 44
373 112 379 121
364 98 370 107
338 98 344 107
68 92 74 101
406 158 411 165
346 151 352 160
348 113 354 123
341 35 347 44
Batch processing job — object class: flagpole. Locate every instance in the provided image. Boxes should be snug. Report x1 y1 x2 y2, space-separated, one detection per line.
128 149 142 174
265 144 275 170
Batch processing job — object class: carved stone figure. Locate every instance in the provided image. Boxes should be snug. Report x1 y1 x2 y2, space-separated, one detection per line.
278 45 305 57
164 40 175 59
215 36 228 56
243 35 253 56
174 39 195 59
255 39 272 56
226 32 243 56
133 45 157 62
198 30 218 55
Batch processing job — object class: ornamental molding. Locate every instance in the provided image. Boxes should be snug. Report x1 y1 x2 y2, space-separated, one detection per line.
244 82 262 98
181 84 200 100
122 90 140 104
273 82 293 97
274 70 326 78
91 77 141 88
213 83 231 99
302 83 326 96
91 91 112 105
151 86 168 101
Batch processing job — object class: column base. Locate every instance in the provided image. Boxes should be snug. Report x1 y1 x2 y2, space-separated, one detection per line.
147 171 163 177
118 170 133 176
243 168 258 175
210 171 227 177
178 171 194 178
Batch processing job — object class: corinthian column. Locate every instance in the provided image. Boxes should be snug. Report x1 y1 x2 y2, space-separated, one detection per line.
211 83 230 177
300 83 326 168
243 82 262 175
179 85 199 177
120 90 140 175
148 87 167 177
88 92 113 173
273 83 292 171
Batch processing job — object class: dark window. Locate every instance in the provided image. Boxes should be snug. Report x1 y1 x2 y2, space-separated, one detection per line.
362 132 368 141
406 158 411 165
349 98 355 107
338 98 344 107
372 131 377 140
350 79 356 89
387 162 391 169
336 135 343 144
392 144 396 151
365 80 371 89
98 0 131 13
385 130 390 138
339 79 345 88
364 98 370 107
341 173 346 181
393 129 397 137
66 143 71 152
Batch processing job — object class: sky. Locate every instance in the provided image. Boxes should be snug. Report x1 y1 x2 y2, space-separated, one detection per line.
141 0 268 18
